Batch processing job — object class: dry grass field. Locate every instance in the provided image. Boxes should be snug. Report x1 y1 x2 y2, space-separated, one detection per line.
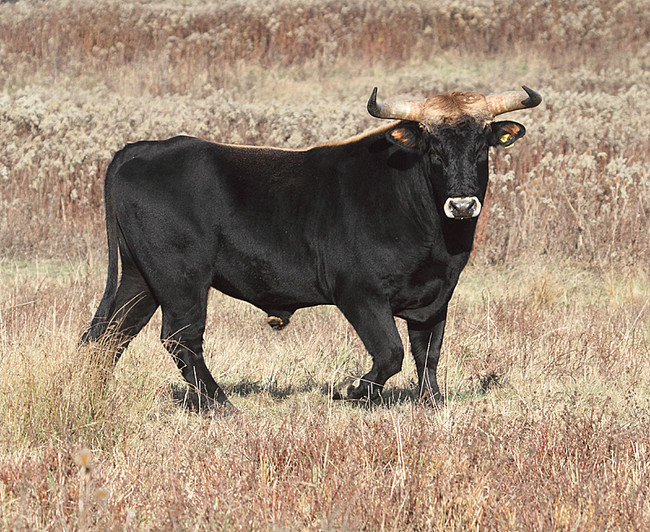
1 0 649 529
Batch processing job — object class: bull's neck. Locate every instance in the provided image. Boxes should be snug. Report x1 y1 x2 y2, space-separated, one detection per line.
440 216 478 256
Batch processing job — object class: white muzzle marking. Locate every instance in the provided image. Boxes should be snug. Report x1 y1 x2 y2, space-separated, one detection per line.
443 196 482 219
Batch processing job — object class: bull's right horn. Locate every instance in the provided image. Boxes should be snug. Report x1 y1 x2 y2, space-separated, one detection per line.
367 87 425 122
485 86 542 117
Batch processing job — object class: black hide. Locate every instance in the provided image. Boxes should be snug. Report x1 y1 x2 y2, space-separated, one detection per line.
82 118 525 409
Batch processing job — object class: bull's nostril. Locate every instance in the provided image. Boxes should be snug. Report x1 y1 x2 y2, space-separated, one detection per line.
450 199 474 213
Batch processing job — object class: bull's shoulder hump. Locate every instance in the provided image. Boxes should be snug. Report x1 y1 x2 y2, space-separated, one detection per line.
213 123 396 154
315 122 396 148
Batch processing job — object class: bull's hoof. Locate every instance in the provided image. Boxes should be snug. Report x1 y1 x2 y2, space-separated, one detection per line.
347 382 381 401
330 377 356 400
417 388 443 407
330 378 380 402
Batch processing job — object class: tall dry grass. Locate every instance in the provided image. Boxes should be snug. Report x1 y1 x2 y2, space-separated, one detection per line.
1 0 649 529
1 259 648 529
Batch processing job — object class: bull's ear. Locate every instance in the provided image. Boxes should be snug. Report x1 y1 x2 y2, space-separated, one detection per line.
490 121 526 148
387 124 423 151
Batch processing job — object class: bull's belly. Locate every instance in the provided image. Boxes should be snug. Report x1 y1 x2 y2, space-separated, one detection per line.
210 269 327 312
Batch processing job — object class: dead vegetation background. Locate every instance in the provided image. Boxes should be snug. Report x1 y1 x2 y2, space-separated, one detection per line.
0 0 649 529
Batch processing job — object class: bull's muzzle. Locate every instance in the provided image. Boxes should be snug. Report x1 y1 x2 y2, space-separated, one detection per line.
443 196 482 219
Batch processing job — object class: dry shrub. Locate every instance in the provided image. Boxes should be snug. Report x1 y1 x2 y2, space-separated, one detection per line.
1 0 648 82
1 0 648 266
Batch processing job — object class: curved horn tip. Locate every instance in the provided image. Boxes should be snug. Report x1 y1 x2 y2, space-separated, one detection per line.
367 87 380 117
521 85 542 108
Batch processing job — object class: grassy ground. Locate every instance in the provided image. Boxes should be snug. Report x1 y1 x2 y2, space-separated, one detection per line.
1 257 648 529
1 0 649 529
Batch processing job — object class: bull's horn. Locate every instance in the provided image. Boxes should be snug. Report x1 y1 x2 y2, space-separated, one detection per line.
485 86 542 117
367 87 425 122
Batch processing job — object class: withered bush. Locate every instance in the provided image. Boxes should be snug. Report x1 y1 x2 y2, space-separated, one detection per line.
1 0 648 267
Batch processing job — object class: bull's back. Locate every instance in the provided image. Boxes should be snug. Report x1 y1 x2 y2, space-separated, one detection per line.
109 136 328 308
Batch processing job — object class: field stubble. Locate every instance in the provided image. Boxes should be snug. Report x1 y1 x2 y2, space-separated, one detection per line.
1 0 650 530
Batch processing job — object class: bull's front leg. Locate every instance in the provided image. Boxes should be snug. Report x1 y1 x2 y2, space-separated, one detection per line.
407 304 448 404
335 286 404 401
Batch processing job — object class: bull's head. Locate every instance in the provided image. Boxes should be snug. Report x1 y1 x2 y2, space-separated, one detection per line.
367 86 542 220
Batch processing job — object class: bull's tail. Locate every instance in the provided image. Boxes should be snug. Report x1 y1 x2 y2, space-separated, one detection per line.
81 154 122 343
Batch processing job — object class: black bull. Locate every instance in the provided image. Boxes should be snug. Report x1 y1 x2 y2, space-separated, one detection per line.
82 86 541 410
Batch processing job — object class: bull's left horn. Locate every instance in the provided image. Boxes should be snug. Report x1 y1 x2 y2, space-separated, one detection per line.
367 87 425 122
485 86 542 117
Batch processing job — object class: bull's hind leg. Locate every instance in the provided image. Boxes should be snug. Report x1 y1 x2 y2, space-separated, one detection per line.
86 258 159 361
159 286 231 411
